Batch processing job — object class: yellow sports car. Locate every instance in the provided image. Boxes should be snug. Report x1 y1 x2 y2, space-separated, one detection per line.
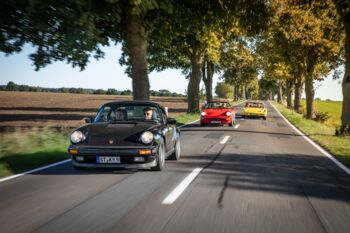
241 101 268 120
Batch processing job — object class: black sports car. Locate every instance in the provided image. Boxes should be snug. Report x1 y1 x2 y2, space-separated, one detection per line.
68 101 181 171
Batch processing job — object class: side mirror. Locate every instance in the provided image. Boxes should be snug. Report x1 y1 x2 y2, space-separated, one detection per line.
83 117 94 124
167 118 176 125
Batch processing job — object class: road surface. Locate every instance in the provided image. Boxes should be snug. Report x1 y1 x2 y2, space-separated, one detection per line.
0 101 349 233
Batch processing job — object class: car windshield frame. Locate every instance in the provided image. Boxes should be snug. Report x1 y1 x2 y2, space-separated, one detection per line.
94 103 164 124
245 102 264 108
204 102 231 109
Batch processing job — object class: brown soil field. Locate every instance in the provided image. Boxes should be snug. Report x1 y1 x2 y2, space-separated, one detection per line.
0 91 188 129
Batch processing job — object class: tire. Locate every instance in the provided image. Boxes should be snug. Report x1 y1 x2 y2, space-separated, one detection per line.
200 122 205 127
263 116 267 120
168 139 181 160
73 165 86 170
151 142 165 171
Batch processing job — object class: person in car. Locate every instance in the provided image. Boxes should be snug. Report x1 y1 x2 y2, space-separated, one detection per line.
115 109 127 121
143 107 154 120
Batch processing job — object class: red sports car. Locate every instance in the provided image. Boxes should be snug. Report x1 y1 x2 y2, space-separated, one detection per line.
200 100 236 126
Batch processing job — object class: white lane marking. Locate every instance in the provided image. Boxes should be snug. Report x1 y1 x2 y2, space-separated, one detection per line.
162 168 203 205
234 124 240 129
0 159 71 183
269 102 350 176
220 136 230 144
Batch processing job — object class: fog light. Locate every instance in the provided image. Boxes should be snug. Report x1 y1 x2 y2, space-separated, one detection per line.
139 149 152 155
75 156 84 162
134 157 145 162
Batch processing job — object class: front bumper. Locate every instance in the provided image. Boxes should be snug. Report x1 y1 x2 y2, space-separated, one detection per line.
201 117 232 124
68 146 158 169
241 112 267 117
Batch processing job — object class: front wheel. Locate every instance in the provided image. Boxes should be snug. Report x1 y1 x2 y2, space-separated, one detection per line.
168 139 181 160
151 142 165 171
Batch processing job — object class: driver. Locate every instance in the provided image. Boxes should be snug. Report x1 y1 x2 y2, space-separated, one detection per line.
143 107 153 120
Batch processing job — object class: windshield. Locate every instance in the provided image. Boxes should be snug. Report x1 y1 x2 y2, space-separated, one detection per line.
205 102 231 109
245 102 264 108
94 104 163 123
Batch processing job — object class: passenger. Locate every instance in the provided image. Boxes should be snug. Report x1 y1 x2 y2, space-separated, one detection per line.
115 109 126 120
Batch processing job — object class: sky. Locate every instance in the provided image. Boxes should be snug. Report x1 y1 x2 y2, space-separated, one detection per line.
0 43 343 101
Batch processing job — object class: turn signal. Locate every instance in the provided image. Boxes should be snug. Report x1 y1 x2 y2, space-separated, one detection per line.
139 149 152 155
69 149 78 155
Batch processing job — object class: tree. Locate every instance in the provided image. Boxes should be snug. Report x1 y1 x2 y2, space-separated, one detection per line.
215 82 233 99
0 0 173 101
148 0 270 112
333 0 350 134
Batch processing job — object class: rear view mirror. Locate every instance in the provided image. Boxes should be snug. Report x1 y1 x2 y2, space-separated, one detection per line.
83 117 94 124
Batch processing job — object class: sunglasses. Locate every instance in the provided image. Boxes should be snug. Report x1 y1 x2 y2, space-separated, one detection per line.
144 112 152 116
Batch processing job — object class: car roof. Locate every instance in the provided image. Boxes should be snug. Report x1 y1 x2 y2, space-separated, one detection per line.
102 100 166 111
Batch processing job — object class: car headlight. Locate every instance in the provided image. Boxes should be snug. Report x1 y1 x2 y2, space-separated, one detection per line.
70 131 86 144
140 131 154 144
201 112 206 116
226 112 232 116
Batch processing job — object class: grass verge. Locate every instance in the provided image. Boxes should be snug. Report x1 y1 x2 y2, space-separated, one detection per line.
0 128 70 179
0 114 199 179
272 102 350 168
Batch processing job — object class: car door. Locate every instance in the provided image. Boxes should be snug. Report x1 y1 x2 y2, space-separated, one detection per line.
160 109 175 153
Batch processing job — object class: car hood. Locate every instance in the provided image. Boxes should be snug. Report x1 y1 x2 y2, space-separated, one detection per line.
83 122 158 147
203 108 231 117
244 108 266 113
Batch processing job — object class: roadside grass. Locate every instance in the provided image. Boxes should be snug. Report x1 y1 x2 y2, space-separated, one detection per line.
273 102 350 168
0 128 70 178
301 100 342 127
0 114 200 179
175 113 199 127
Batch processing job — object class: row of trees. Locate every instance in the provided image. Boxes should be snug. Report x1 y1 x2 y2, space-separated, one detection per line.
1 81 184 97
0 0 349 134
256 0 350 134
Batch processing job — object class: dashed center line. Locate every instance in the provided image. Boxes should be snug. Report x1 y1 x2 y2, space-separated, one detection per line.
220 136 230 144
234 124 240 129
162 168 203 205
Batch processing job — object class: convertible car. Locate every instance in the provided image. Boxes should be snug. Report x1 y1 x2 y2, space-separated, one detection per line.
200 100 236 126
68 101 180 171
241 101 268 120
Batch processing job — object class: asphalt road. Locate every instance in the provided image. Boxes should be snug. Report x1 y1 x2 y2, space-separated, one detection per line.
0 101 349 233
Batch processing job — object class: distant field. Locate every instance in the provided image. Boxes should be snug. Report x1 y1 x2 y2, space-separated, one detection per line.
0 91 188 129
302 100 342 127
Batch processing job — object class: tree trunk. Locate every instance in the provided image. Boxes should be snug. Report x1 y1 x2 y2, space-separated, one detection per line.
294 64 304 113
202 57 214 102
234 85 239 101
286 79 293 109
241 85 246 100
187 51 203 113
333 0 350 134
305 49 317 119
341 20 350 134
125 11 149 100
277 80 282 104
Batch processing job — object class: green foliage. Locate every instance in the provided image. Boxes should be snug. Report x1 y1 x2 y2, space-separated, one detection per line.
215 82 233 99
314 111 331 123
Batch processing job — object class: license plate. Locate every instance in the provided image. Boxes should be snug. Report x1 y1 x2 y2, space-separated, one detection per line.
211 121 221 124
96 156 120 163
